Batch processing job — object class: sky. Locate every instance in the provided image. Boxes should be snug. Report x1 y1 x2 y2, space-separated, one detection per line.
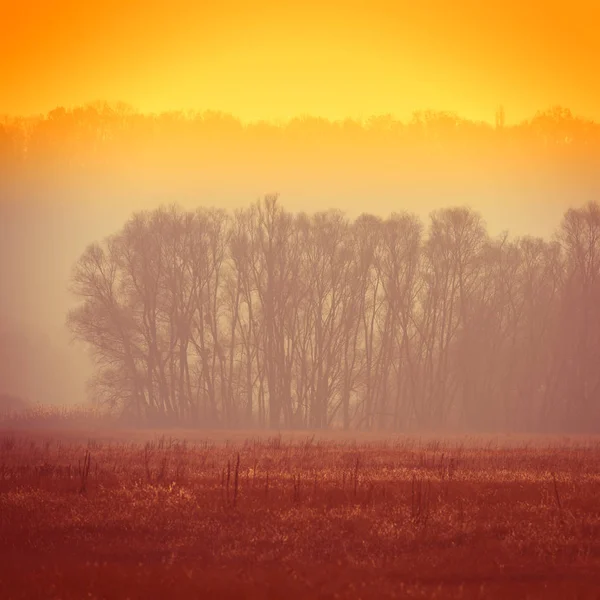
2 0 599 124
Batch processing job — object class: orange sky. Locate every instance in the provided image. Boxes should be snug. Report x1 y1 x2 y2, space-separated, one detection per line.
2 0 599 124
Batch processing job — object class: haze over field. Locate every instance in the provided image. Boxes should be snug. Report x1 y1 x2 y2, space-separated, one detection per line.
2 106 600 415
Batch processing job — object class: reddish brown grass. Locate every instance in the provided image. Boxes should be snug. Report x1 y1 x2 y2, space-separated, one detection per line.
1 430 599 599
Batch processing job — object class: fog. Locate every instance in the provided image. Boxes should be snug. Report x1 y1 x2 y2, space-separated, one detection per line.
1 105 599 431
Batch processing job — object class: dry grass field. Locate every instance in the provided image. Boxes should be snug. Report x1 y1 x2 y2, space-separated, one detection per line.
1 428 600 599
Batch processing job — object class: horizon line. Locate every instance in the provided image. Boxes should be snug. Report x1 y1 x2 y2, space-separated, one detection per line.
1 102 594 127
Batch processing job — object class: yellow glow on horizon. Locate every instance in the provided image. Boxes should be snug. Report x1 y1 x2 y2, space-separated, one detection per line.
2 0 599 124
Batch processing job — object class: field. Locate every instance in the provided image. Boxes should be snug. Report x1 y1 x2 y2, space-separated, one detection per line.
1 429 600 599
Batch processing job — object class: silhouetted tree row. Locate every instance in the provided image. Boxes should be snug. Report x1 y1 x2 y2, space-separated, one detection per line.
68 197 600 432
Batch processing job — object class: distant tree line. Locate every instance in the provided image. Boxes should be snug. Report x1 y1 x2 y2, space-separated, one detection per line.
69 196 600 432
2 104 600 213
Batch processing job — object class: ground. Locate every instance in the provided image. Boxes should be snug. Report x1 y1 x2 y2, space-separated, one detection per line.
1 428 599 599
